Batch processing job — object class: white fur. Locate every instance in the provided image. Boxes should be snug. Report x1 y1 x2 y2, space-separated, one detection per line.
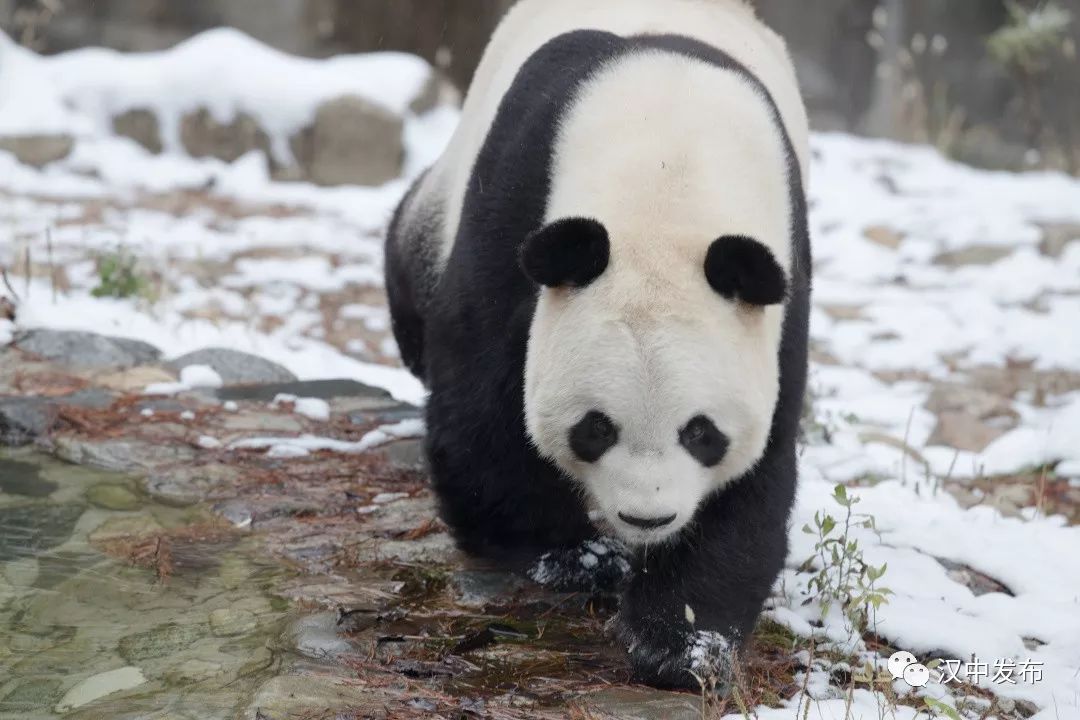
524 52 791 544
413 0 806 545
415 0 808 265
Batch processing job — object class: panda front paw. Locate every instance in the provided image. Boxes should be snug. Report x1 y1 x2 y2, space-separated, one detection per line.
527 537 631 593
616 615 735 693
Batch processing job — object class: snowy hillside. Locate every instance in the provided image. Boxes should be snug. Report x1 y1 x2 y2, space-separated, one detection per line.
2 28 1079 720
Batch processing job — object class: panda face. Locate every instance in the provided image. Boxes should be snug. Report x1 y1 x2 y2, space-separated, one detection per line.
523 237 785 545
523 52 793 545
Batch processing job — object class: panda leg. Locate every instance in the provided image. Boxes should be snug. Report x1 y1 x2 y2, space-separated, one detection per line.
614 450 796 692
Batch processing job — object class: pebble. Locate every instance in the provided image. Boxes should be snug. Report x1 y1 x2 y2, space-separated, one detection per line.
54 666 147 712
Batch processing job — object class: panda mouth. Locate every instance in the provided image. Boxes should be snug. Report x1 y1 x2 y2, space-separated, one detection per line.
617 512 677 530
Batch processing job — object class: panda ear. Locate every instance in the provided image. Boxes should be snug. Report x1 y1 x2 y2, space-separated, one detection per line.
704 235 787 306
520 218 609 288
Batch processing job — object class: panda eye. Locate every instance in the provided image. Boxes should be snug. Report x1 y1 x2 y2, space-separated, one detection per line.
569 411 618 463
678 415 729 468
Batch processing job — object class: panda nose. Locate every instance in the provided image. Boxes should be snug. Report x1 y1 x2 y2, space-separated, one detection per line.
618 512 677 530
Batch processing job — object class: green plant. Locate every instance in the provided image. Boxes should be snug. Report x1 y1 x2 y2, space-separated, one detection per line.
988 1 1073 75
800 485 892 634
91 248 149 299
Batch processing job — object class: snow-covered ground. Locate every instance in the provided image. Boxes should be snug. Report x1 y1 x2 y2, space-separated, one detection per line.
2 29 1079 720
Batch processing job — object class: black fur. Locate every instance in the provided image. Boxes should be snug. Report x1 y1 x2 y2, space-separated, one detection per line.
521 218 610 288
569 411 619 462
384 29 811 690
678 415 729 468
705 235 788 306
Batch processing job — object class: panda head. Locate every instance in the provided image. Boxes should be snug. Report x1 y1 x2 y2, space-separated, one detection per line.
522 217 787 545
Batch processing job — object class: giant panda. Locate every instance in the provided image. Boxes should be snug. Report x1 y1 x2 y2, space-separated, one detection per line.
385 0 810 690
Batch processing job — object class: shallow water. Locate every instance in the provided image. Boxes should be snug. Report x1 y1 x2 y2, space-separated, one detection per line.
0 451 296 719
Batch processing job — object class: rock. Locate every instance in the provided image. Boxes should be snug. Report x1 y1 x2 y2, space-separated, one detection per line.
118 623 203 663
347 402 421 426
95 366 178 392
287 612 355 659
1038 222 1080 258
166 348 296 386
289 95 404 187
112 109 163 154
53 436 197 473
0 397 56 446
141 465 241 507
383 438 426 470
87 515 164 545
451 570 528 609
86 484 142 511
1 677 63 708
246 674 388 718
0 503 85 562
0 134 74 167
218 378 391 403
580 688 703 720
163 658 223 686
863 225 904 249
937 558 1012 596
926 412 1007 453
408 70 460 115
14 329 161 370
932 245 1013 267
54 666 147 712
180 108 271 163
0 457 59 497
208 608 257 637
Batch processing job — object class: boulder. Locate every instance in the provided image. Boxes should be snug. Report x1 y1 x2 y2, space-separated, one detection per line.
14 329 161 370
180 108 272 163
288 95 404 187
166 347 296 385
112 108 163 154
0 134 74 167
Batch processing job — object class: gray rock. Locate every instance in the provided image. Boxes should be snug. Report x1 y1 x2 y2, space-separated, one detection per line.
112 109 163 154
53 436 197 473
208 608 257 637
0 396 55 446
0 134 74 167
0 503 86 562
382 438 426 470
245 674 388 718
117 622 203 663
347 402 421 427
289 95 404 187
166 347 297 386
580 688 704 720
15 329 161 370
451 570 527 609
1 677 63 709
217 378 390 403
180 108 271 163
1 389 115 446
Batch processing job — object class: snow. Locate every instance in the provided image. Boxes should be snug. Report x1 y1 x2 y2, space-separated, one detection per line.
271 394 331 422
1 27 437 164
2 29 1080 720
144 364 223 395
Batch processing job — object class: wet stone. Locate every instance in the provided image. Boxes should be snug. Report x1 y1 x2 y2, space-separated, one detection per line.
117 622 204 663
54 436 197 473
451 570 528 609
0 677 63 709
0 502 86 561
15 329 161 370
86 483 141 511
287 612 357 660
217 378 392 403
55 666 147 712
580 688 703 720
0 457 58 497
209 608 257 637
0 396 56 446
164 658 223 685
167 347 297 386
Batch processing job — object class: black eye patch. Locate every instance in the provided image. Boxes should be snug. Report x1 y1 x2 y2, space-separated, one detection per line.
678 415 729 468
569 411 618 463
